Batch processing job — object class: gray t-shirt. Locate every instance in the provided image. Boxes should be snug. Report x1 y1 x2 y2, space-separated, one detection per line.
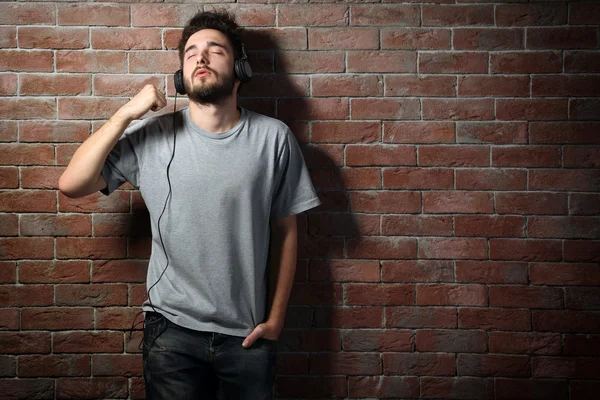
100 106 321 337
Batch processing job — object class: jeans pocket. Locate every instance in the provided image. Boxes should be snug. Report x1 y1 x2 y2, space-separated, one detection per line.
143 312 167 351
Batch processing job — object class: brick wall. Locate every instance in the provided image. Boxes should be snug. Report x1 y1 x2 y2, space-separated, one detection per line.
1 1 599 399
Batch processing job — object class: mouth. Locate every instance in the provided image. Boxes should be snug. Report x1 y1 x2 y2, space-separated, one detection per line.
194 69 211 77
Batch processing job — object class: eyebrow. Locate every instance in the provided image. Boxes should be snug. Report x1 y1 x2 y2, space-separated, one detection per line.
184 41 228 54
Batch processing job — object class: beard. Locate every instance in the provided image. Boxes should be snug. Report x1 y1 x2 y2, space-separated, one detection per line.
184 66 236 106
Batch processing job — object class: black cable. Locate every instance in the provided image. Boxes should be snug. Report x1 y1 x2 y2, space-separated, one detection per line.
127 94 178 350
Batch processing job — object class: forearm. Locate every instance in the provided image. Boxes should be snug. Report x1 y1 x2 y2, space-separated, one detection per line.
266 219 298 328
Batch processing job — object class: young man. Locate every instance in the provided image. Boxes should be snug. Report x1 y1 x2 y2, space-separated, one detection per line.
58 10 321 400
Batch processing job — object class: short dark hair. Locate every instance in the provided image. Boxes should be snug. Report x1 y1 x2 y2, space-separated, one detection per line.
178 9 244 67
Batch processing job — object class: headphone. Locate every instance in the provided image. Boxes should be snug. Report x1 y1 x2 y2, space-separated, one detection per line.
131 40 253 350
173 42 252 95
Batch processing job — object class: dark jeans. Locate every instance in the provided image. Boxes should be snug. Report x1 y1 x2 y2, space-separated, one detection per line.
142 311 277 400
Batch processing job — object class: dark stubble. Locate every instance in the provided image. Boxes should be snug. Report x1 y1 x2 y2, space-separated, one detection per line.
184 66 236 105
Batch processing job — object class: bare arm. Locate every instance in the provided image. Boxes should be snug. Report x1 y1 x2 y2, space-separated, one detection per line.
58 85 166 198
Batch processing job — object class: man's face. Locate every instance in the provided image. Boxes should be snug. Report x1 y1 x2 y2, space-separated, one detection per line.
182 29 238 105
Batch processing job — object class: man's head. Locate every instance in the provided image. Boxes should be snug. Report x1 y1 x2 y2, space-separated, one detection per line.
177 10 245 105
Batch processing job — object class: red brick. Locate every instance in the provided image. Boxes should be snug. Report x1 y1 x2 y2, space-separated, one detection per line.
244 28 307 50
490 239 562 262
386 75 455 96
347 51 416 73
19 354 90 377
489 332 561 355
0 214 17 235
19 260 89 284
221 5 277 27
347 145 416 166
417 329 487 353
417 284 488 306
346 237 416 259
454 28 524 50
91 28 161 50
419 145 489 166
566 287 600 310
423 192 494 214
571 98 600 120
495 192 567 215
309 260 379 283
386 306 456 329
342 329 413 352
497 99 568 120
456 261 527 284
382 215 452 236
492 146 560 167
456 169 527 191
58 97 128 120
457 354 530 377
0 121 17 141
56 377 128 399
423 98 494 120
382 260 454 283
313 74 382 97
0 379 53 398
384 168 453 190
58 4 130 26
19 27 88 49
94 74 164 97
92 260 147 283
565 51 600 72
459 75 529 97
533 75 600 96
241 75 310 97
0 169 18 189
421 377 494 400
0 332 50 354
20 213 90 236
563 146 600 168
0 27 16 48
495 378 569 400
0 285 53 307
384 122 455 143
55 284 127 307
0 98 55 119
564 334 600 356
313 306 383 329
91 354 142 376
529 216 599 239
345 283 413 306
529 169 600 192
382 28 451 50
53 331 123 353
423 4 493 26
303 144 344 167
55 238 127 260
309 28 378 50
420 52 488 73
491 51 562 73
0 74 16 95
0 237 54 259
569 2 600 25
530 262 600 286
348 191 421 213
276 51 344 73
496 3 567 26
351 4 418 26
383 353 455 376
530 122 600 144
0 143 55 166
0 355 16 376
571 380 600 400
0 50 53 72
131 4 201 27
278 98 348 120
459 308 530 331
57 50 127 73
20 121 90 143
490 285 563 309
351 98 420 120
308 213 379 236
533 310 600 333
21 307 94 331
0 3 55 25
279 4 347 26
528 27 598 49
289 283 343 306
336 168 380 189
349 376 419 399
310 352 380 375
533 357 600 379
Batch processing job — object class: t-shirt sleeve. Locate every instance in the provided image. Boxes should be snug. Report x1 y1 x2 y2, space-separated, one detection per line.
270 128 321 219
99 122 143 196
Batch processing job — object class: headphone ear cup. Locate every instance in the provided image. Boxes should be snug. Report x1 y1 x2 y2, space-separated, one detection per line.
235 59 252 83
174 69 186 95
